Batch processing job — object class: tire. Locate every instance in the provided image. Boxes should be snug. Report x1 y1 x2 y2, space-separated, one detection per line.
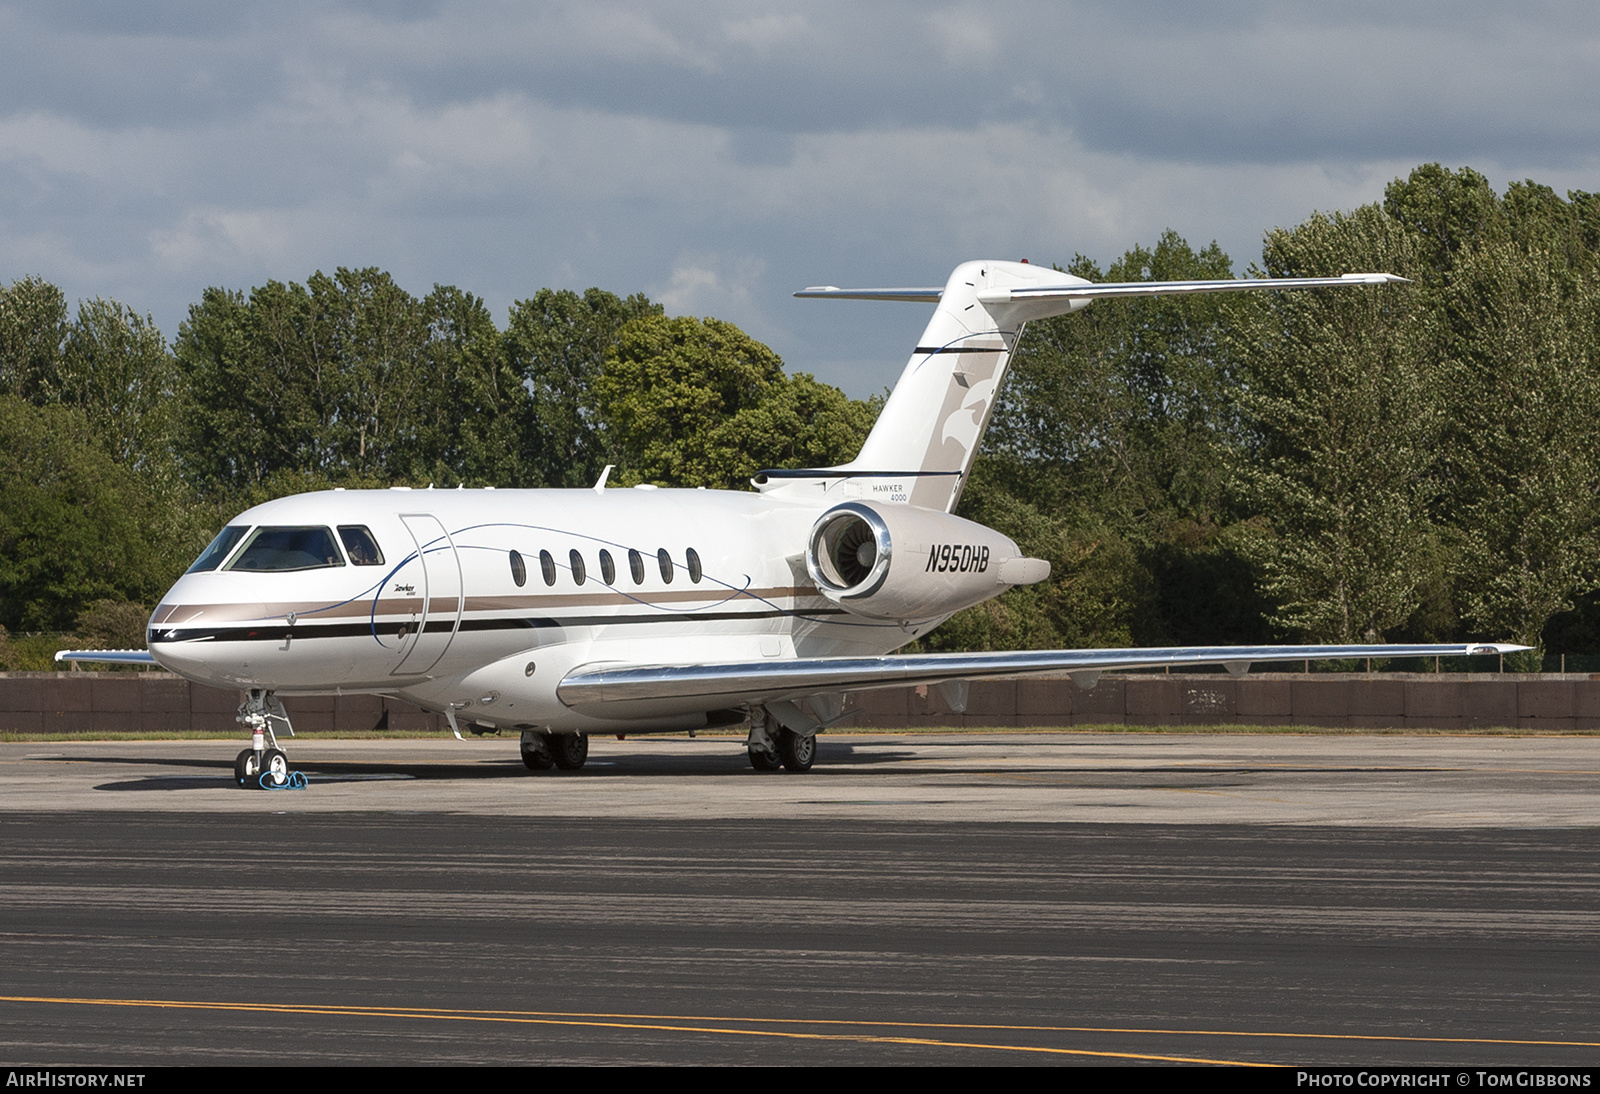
520 731 554 771
261 748 289 788
550 733 589 771
234 748 261 789
748 745 782 772
777 729 816 772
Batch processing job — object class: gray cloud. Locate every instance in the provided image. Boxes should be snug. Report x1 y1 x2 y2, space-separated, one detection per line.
0 1 1596 395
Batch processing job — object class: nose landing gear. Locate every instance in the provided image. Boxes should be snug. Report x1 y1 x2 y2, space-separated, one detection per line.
234 690 300 789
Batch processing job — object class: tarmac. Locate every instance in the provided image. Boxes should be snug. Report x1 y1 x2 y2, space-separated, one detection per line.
2 731 1599 1066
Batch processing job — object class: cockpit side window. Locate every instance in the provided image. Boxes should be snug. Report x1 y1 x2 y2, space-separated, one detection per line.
186 525 249 573
337 526 385 566
225 526 345 572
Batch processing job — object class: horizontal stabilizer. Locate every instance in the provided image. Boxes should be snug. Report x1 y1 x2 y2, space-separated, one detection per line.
976 272 1409 305
796 273 1407 307
784 260 1412 514
560 642 1524 709
54 649 159 666
794 286 942 302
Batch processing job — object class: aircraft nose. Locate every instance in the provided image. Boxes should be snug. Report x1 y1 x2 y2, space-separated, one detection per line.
147 601 236 686
148 623 214 679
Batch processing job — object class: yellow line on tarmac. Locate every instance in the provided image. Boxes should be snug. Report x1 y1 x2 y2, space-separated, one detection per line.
248 1003 1600 1050
0 994 1264 1065
9 995 1600 1059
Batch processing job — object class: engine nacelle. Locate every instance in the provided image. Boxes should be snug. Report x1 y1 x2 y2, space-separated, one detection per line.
805 501 1049 622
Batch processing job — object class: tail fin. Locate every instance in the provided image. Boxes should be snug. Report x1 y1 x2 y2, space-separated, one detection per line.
844 260 1082 510
772 260 1406 512
768 261 1089 511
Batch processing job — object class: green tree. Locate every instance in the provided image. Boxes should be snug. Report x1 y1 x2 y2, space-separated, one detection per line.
970 232 1259 648
596 314 873 490
174 269 444 494
1233 204 1440 643
0 276 69 403
310 268 435 478
1381 164 1504 275
0 397 175 630
989 232 1250 531
414 285 532 486
504 288 662 488
1437 238 1600 648
60 298 178 476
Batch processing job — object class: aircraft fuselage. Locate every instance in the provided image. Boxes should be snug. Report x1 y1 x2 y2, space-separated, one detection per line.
150 484 950 733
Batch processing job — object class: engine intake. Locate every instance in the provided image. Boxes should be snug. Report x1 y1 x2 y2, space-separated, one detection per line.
809 503 892 597
805 501 1047 622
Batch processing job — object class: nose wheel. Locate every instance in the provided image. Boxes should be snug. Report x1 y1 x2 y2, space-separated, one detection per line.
234 690 301 789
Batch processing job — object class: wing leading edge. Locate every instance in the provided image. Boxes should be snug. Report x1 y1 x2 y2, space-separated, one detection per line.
558 643 1524 711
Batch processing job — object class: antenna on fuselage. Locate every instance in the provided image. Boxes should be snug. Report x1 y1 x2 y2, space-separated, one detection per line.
593 465 614 494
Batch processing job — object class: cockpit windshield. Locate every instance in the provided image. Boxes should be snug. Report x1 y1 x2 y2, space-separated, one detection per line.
225 526 346 572
186 525 249 573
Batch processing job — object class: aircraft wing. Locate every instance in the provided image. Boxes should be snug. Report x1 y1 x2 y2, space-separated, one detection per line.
54 649 159 666
558 642 1522 712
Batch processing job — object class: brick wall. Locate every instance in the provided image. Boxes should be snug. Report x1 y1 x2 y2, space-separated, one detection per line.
2 672 1596 735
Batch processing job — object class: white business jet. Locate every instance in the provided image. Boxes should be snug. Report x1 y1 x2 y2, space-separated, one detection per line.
60 260 1520 786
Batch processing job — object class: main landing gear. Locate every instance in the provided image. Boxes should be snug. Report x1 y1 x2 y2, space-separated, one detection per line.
234 690 300 789
746 708 816 773
521 729 589 771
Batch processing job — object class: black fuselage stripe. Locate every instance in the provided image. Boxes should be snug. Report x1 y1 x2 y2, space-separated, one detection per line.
149 608 849 644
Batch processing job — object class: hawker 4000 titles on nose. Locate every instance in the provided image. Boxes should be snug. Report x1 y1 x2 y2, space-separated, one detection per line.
60 260 1521 787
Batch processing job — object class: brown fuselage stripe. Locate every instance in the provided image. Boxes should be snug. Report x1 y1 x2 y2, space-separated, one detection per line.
151 587 819 626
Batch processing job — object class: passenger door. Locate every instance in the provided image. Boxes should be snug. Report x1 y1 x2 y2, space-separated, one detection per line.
392 514 463 676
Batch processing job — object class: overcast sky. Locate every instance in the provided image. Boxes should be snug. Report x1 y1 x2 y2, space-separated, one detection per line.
1 1 1596 396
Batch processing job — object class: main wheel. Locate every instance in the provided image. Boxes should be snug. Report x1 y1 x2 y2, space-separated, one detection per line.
520 730 555 770
234 748 261 788
260 748 289 788
550 733 589 771
748 745 782 772
777 729 816 772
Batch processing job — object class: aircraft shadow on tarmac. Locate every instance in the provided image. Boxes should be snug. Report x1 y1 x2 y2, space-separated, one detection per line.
77 739 955 791
70 741 1384 793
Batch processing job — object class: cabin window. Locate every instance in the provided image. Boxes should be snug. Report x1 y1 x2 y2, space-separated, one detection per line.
509 549 526 587
226 526 344 572
187 525 248 573
686 547 702 584
338 526 385 566
570 549 587 586
599 549 616 585
540 549 557 586
658 548 673 583
628 549 644 585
